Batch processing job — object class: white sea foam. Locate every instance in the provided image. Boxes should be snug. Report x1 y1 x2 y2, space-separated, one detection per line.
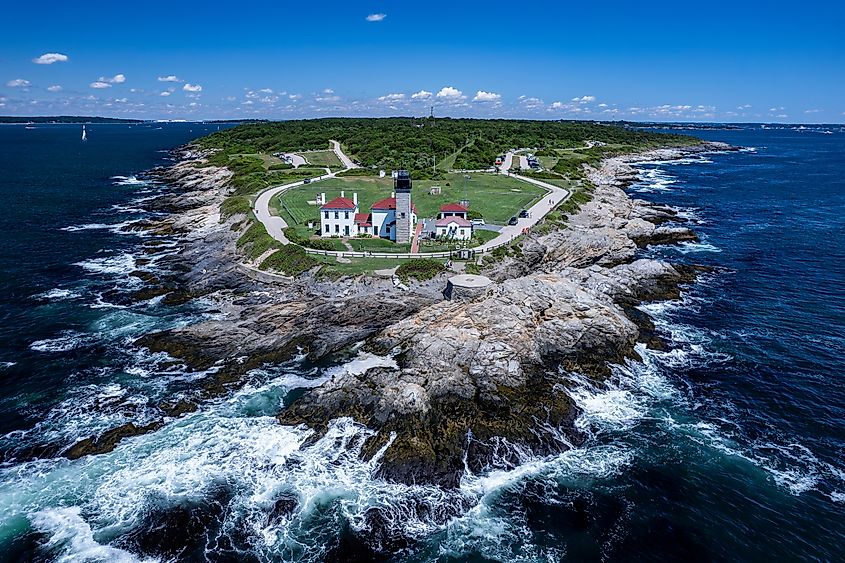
31 507 158 563
29 331 95 353
0 361 15 369
34 288 81 301
111 175 150 187
74 253 136 276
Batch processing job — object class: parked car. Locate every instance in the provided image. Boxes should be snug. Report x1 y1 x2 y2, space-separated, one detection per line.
508 216 519 226
518 209 529 218
471 218 485 226
303 178 311 184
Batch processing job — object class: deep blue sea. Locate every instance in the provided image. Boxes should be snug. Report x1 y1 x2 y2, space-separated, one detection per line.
0 123 843 562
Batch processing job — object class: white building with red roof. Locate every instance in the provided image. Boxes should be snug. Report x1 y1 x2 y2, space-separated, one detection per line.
370 195 418 241
319 190 417 240
438 203 469 220
435 215 473 240
320 192 358 237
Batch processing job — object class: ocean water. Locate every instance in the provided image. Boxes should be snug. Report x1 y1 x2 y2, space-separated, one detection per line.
0 123 843 562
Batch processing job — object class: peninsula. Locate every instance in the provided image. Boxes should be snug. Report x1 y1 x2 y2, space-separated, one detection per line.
60 117 731 541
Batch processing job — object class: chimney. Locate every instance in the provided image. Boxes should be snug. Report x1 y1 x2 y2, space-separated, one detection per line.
353 192 358 205
321 192 326 204
341 190 345 198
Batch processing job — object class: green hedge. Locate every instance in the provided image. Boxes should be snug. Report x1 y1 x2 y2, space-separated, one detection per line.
396 258 446 282
259 245 318 276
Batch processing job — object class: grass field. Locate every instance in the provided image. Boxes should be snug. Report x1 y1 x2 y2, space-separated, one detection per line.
274 173 546 226
299 150 343 169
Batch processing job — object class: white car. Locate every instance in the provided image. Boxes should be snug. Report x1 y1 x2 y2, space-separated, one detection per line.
471 218 485 226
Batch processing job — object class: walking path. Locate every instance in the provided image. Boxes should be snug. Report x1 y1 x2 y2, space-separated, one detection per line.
252 146 570 256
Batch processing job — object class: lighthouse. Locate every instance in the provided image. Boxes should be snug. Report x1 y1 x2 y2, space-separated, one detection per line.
394 169 413 243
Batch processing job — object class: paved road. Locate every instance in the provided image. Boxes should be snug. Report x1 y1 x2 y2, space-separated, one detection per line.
473 151 570 252
501 151 515 172
331 140 358 169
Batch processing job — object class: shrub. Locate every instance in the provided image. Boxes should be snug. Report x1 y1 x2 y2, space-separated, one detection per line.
237 222 281 260
259 245 318 276
268 162 293 171
396 258 446 282
284 227 337 251
220 196 251 219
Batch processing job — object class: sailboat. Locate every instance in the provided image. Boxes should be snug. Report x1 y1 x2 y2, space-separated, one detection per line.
81 125 87 141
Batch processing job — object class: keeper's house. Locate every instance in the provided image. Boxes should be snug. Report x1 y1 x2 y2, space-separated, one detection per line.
320 191 418 241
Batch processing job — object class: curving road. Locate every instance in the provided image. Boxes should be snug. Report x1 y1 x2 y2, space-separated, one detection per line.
252 145 570 255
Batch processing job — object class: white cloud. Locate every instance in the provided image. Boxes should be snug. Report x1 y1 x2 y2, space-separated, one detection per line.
738 104 752 109
189 102 198 107
366 13 386 22
550 101 568 110
183 83 202 92
804 109 821 114
96 74 126 85
47 85 62 92
157 75 181 82
6 79 31 88
598 103 608 108
411 90 432 100
436 86 463 99
518 95 544 109
289 94 302 100
473 90 501 102
114 98 127 103
322 88 334 94
258 88 274 94
571 95 596 103
160 91 172 97
33 52 69 65
378 93 405 102
90 81 111 89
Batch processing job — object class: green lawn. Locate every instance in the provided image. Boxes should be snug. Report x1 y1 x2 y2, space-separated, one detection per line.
348 238 411 253
229 153 284 169
275 173 546 226
299 150 343 169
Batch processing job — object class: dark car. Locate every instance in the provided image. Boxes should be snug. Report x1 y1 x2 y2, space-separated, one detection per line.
508 216 519 226
518 209 529 218
303 178 311 184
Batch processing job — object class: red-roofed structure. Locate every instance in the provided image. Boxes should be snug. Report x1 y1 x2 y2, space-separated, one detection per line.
438 202 469 220
439 203 468 213
435 216 472 227
320 196 357 210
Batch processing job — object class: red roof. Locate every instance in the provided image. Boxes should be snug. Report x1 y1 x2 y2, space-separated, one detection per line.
354 213 372 226
435 216 473 227
371 197 397 210
321 196 357 210
371 197 417 213
439 203 468 213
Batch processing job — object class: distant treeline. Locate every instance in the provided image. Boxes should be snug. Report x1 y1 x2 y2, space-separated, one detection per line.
196 117 701 179
0 116 144 124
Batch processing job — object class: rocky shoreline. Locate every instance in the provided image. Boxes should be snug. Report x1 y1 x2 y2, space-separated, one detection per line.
57 141 732 484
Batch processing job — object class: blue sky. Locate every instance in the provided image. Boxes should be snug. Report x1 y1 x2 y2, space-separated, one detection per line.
1 0 843 122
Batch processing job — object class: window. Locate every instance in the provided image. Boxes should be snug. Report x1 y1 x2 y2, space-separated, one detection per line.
325 224 329 233
344 211 349 219
400 212 406 219
324 211 329 219
334 211 339 219
334 224 339 233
